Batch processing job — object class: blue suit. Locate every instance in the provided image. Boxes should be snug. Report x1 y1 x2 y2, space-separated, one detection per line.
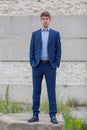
29 28 61 118
30 28 61 68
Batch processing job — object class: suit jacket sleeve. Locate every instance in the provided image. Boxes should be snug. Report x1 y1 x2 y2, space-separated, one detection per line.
55 32 61 67
29 32 35 67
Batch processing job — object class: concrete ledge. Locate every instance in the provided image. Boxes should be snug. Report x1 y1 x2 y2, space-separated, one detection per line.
0 38 87 61
0 114 64 130
0 16 87 38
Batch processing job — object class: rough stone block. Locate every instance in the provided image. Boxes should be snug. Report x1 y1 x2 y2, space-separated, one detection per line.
0 114 64 130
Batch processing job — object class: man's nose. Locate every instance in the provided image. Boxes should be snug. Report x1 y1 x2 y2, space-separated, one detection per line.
44 19 47 22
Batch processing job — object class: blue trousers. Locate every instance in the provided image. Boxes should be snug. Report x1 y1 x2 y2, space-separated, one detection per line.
32 63 57 118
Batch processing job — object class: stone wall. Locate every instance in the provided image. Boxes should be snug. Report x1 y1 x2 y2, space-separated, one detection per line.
0 15 87 103
0 0 87 15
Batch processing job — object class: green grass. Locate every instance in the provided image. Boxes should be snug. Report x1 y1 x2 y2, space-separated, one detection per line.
40 101 87 130
40 101 49 113
0 85 87 130
0 85 32 113
66 98 87 107
81 123 87 130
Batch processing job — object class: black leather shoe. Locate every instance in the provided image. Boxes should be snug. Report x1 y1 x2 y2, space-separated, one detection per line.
28 116 39 123
50 116 58 124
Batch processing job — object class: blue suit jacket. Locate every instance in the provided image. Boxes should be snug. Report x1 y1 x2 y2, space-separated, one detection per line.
29 28 61 68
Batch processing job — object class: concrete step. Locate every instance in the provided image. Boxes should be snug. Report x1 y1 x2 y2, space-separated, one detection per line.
0 113 64 130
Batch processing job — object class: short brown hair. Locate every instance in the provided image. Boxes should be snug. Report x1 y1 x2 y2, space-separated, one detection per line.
40 11 51 19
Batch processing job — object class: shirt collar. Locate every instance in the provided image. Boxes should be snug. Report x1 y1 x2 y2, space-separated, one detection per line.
41 27 50 31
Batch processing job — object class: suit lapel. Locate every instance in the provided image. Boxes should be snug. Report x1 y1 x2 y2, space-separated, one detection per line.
38 29 42 43
38 29 42 50
48 29 52 46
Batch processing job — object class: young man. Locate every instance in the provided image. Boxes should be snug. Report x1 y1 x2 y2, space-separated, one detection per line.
28 11 61 124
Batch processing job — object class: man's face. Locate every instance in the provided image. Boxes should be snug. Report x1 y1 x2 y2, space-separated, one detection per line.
41 16 51 29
